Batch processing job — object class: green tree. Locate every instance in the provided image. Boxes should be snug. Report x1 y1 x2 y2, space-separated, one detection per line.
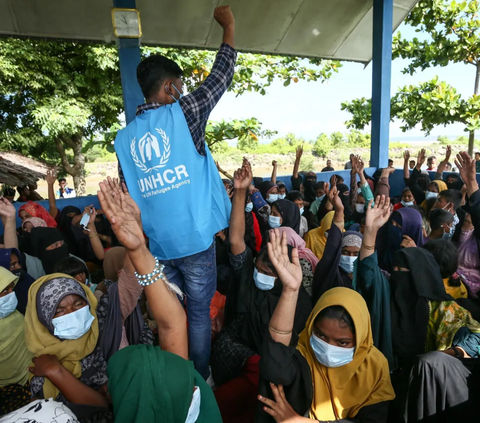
313 133 333 157
330 131 345 146
1 39 340 193
342 0 480 154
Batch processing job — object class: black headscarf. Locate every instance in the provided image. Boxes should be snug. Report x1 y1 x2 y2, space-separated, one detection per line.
445 173 464 191
29 227 70 274
259 181 277 200
337 183 354 222
303 173 317 205
390 248 452 364
273 199 301 234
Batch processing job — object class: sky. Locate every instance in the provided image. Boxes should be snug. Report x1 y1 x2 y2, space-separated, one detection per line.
208 23 475 143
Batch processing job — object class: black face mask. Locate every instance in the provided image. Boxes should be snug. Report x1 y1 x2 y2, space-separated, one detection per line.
40 244 70 274
12 268 26 279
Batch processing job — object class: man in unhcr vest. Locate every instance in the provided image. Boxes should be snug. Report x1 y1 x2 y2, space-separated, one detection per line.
115 6 236 379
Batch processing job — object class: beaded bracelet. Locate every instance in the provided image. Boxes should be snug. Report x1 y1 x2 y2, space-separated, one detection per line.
135 259 165 287
138 269 165 287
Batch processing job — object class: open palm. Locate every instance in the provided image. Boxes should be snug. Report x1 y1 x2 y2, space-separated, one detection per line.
365 195 391 231
267 229 302 292
98 182 144 251
234 158 253 190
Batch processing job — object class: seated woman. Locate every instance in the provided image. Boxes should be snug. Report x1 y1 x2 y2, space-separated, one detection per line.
0 267 33 415
276 227 318 297
393 187 416 211
311 186 363 302
268 199 301 235
24 181 154 422
304 211 335 261
18 201 57 228
286 190 308 238
97 174 222 423
356 196 480 369
210 160 312 423
25 227 71 273
258 232 394 423
21 217 47 232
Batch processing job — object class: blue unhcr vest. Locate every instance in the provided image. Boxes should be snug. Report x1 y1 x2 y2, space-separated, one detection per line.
115 103 231 260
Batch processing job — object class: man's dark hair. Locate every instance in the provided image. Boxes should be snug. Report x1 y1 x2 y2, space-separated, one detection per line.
16 185 27 195
313 182 325 191
58 178 66 183
286 190 304 202
429 208 453 231
3 187 15 197
137 55 183 99
53 256 87 277
438 189 463 212
388 159 393 164
422 239 458 279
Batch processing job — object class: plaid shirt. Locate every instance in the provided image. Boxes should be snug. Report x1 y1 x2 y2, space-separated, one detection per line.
118 43 237 183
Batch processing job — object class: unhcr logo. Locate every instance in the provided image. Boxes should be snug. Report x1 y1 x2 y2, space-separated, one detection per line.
131 128 171 173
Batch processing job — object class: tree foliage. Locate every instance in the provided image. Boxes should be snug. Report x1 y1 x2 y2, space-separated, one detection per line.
342 0 480 153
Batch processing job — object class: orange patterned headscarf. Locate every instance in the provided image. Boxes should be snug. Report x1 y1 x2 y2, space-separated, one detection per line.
18 201 57 228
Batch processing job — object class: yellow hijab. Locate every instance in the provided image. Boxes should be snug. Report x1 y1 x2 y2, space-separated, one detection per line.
24 273 99 399
304 211 335 260
421 180 448 210
0 267 33 387
297 288 395 420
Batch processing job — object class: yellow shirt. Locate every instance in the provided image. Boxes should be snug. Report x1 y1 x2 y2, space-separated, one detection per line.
443 278 468 299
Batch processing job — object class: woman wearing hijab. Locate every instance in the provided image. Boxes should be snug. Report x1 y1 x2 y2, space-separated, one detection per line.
277 227 318 297
305 211 335 260
377 207 425 273
0 267 33 415
356 195 480 369
311 188 363 303
258 181 279 204
210 160 311 423
269 199 301 235
257 232 394 422
27 227 70 274
0 248 35 314
21 217 47 232
18 201 57 228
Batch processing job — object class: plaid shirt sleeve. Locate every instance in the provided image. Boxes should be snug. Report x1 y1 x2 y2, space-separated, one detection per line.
180 43 237 155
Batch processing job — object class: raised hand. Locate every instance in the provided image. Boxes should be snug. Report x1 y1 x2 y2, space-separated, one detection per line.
455 151 477 185
404 150 410 162
353 155 365 175
327 186 343 211
417 149 426 169
104 177 142 226
295 145 303 160
365 195 391 232
330 175 338 188
0 197 16 221
214 5 234 29
400 235 416 249
445 145 452 162
46 168 57 186
267 229 302 292
98 182 145 252
258 384 310 423
234 158 253 190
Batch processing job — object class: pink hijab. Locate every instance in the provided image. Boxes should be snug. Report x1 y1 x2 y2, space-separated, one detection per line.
277 227 319 272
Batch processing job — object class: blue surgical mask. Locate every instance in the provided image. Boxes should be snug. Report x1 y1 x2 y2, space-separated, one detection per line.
245 202 253 213
300 207 304 215
425 191 438 200
253 268 276 290
310 333 355 368
278 194 286 200
0 292 18 318
339 255 357 274
267 194 279 203
165 83 184 102
185 386 201 423
401 200 414 207
316 194 325 202
52 305 95 340
451 213 459 237
442 230 452 240
268 215 281 229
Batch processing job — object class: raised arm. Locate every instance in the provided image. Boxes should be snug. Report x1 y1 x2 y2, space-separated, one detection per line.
350 156 358 209
435 145 452 180
409 149 427 204
354 156 375 207
403 150 411 182
0 198 18 249
83 205 105 261
267 229 303 347
98 181 188 360
230 158 252 255
271 160 278 185
46 169 58 219
293 145 302 180
455 151 479 199
375 167 394 199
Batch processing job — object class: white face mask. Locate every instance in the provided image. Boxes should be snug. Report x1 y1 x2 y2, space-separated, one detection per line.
267 194 279 203
245 202 253 213
0 292 18 318
310 333 355 368
278 194 286 200
300 207 304 215
52 305 95 340
401 200 414 207
316 194 326 202
253 268 276 290
425 191 438 200
355 204 365 214
185 386 201 423
339 255 357 274
268 215 281 229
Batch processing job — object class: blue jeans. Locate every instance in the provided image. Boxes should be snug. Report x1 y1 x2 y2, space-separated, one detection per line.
160 242 216 379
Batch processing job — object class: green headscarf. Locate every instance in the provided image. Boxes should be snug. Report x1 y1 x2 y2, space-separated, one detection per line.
107 345 222 423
